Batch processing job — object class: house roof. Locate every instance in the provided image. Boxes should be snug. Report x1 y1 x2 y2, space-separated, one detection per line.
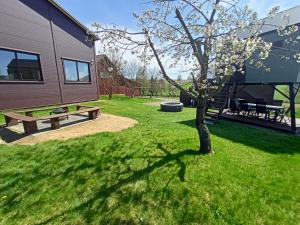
48 0 98 40
259 5 300 33
239 5 300 38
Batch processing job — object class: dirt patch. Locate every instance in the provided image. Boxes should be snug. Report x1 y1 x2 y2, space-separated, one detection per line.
5 113 138 145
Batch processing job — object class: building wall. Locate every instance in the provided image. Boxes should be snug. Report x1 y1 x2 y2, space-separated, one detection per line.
49 4 99 104
0 0 98 110
245 26 300 84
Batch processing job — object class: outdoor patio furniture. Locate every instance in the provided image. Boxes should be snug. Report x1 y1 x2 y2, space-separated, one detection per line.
255 98 266 104
229 99 240 114
240 103 255 116
277 109 290 124
3 112 38 134
50 107 69 119
240 103 284 121
2 105 100 134
266 105 286 122
42 107 100 130
256 104 270 119
17 104 73 117
273 99 283 106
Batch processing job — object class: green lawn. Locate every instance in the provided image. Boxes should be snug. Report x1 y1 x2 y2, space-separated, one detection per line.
274 85 300 104
0 96 299 225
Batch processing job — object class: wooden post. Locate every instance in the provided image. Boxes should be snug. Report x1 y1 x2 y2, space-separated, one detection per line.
23 121 37 134
50 118 60 129
5 116 18 126
289 83 296 133
88 110 98 120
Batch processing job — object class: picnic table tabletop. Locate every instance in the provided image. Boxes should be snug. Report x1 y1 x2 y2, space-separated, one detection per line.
241 103 284 110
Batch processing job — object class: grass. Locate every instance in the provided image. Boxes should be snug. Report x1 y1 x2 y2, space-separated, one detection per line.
274 85 300 103
0 95 300 225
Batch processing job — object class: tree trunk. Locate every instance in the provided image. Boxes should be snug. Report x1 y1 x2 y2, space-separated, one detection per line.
109 93 112 100
196 91 213 154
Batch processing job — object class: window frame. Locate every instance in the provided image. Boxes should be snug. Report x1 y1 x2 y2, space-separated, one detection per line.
62 58 91 84
0 47 43 83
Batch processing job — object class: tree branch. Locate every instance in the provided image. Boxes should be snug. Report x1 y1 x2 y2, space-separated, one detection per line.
175 8 204 67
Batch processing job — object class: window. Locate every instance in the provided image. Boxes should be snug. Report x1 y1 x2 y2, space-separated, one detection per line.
0 48 42 81
63 59 91 83
272 40 283 49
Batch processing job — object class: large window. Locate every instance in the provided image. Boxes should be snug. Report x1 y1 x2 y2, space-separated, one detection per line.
0 48 42 81
63 59 91 83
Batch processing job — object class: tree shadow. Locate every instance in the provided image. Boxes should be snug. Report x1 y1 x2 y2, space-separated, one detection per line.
22 141 199 224
178 119 300 154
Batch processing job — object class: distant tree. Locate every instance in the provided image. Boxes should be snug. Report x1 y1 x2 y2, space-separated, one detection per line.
97 49 124 100
147 68 160 98
136 68 148 96
186 73 193 81
177 75 182 81
123 61 143 98
158 78 166 97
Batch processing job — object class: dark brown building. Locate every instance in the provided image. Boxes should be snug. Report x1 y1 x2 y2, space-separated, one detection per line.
96 54 142 97
0 0 99 110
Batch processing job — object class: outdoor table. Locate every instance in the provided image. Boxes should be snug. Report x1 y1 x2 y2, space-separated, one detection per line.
241 103 284 121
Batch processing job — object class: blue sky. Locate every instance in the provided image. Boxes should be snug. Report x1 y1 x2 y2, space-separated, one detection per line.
56 0 300 78
57 0 300 30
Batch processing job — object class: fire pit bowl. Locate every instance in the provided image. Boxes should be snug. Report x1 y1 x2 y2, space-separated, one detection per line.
160 102 183 112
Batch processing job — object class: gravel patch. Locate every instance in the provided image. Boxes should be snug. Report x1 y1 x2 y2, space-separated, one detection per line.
1 113 138 145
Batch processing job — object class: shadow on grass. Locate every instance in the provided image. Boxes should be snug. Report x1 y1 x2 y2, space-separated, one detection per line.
178 119 300 154
30 143 199 225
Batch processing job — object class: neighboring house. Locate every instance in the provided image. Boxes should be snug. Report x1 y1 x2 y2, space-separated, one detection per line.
0 0 99 110
96 54 141 97
230 6 300 105
224 5 300 133
237 5 300 85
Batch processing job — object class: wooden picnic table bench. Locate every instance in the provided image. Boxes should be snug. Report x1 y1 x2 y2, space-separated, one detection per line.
2 106 100 134
3 112 38 134
16 104 77 117
39 107 100 130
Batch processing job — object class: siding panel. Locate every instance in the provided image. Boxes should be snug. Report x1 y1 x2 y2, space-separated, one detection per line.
49 5 98 104
0 0 99 110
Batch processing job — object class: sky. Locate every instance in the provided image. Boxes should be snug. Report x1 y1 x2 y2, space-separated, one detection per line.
56 0 300 78
56 0 300 30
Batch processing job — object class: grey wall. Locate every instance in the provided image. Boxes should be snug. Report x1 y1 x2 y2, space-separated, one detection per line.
236 85 275 104
0 0 98 110
245 26 300 84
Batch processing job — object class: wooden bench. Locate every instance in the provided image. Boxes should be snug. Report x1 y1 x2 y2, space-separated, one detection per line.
2 107 100 134
16 104 74 117
39 107 100 130
3 112 38 134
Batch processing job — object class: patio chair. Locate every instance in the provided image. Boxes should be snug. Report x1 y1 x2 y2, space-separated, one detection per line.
256 104 270 119
229 99 240 115
277 109 290 124
272 99 283 106
255 98 266 104
240 102 255 116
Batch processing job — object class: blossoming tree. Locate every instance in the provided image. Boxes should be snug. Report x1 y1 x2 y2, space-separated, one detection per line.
93 0 299 154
